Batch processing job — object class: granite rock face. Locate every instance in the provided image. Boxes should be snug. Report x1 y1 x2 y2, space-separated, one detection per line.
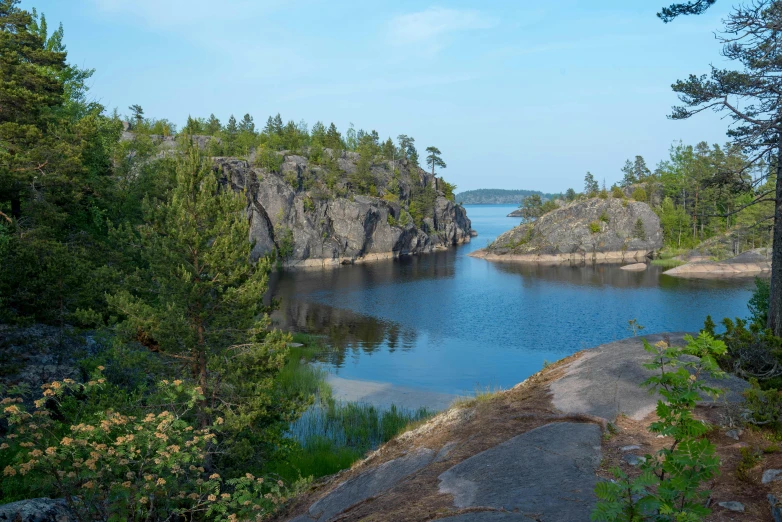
477 198 662 262
0 498 76 522
215 154 471 267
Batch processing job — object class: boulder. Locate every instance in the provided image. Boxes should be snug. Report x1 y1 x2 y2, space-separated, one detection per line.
620 263 647 271
0 498 76 522
473 198 662 264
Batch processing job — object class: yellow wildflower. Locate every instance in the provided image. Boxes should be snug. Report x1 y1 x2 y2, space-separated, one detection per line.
207 494 217 502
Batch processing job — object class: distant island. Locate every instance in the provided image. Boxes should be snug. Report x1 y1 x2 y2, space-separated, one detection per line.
456 188 558 205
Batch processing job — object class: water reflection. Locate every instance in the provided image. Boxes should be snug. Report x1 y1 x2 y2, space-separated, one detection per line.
267 205 756 394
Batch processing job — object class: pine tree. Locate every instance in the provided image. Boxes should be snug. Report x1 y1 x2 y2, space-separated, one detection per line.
670 1 782 334
0 0 67 219
325 122 342 149
620 159 636 187
425 146 447 176
239 113 255 133
584 172 599 196
107 145 293 443
205 113 221 135
224 114 238 154
128 104 144 125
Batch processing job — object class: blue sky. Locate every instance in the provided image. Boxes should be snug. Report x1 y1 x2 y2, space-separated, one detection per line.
23 0 736 193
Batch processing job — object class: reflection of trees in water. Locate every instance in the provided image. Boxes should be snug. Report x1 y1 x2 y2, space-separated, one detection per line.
493 262 751 290
271 299 417 368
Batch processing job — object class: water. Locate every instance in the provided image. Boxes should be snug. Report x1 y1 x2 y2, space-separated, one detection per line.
269 204 755 396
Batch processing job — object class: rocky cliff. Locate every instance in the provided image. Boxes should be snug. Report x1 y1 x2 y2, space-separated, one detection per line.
119 133 472 268
472 197 662 263
214 151 471 268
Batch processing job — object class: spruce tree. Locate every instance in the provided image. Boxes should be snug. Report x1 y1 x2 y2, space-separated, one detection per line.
584 172 599 196
205 113 221 135
224 114 238 155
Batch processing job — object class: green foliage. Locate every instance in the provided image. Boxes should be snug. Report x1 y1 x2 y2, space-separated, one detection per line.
0 372 289 520
592 333 726 522
276 227 295 262
749 277 770 328
599 211 610 223
631 188 647 202
633 218 646 240
743 378 782 430
584 172 599 196
589 221 602 234
440 180 457 202
611 186 625 199
425 146 446 175
106 146 300 471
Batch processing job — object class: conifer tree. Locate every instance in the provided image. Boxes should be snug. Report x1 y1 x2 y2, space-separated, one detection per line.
224 114 238 154
107 145 293 445
584 171 599 196
425 146 447 176
205 113 221 135
239 113 255 133
325 122 342 149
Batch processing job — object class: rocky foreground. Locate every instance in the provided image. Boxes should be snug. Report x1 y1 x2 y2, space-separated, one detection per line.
471 198 663 264
275 334 782 522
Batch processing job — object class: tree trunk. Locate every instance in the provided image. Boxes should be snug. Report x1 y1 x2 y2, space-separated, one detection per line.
11 196 20 219
767 132 782 335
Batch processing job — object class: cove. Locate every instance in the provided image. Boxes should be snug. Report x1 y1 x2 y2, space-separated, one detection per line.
269 204 754 396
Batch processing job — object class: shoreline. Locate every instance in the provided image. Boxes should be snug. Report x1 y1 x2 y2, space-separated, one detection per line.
468 248 652 265
326 374 462 412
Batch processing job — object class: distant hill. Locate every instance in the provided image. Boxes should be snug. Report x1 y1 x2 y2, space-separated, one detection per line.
455 189 558 205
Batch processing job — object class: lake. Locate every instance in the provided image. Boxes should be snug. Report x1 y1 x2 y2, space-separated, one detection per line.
269 204 755 396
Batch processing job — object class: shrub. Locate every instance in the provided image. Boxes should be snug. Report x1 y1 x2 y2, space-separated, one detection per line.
283 171 299 190
599 211 610 223
303 196 315 213
276 227 294 261
743 378 782 429
598 189 609 199
631 187 647 202
633 218 646 240
592 333 726 522
589 221 602 234
749 277 770 328
0 372 288 521
256 148 284 173
611 186 625 199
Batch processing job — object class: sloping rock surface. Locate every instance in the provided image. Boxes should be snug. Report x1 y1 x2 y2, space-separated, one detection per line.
438 422 602 521
280 334 746 522
550 333 748 421
473 198 662 263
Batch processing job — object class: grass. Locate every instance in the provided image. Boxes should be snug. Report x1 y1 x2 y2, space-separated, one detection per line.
452 385 505 408
650 258 685 268
271 333 434 482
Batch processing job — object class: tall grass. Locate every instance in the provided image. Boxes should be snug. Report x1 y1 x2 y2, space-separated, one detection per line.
650 258 685 268
271 333 434 482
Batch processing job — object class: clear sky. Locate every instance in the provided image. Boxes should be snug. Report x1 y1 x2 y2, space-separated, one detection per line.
22 0 738 193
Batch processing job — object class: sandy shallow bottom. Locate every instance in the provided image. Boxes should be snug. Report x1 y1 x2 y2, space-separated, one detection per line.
326 375 462 412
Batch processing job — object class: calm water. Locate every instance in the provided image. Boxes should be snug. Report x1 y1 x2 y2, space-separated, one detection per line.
269 204 755 395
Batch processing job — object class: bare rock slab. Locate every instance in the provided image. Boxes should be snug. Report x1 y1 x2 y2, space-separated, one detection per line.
437 512 532 521
550 333 748 422
0 498 76 522
620 263 647 271
438 422 602 522
306 447 434 521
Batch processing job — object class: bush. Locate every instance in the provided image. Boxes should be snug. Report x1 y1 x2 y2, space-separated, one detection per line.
0 372 288 521
611 186 625 199
589 221 602 234
743 378 782 430
255 149 284 173
631 187 647 202
633 218 646 240
598 189 609 199
749 277 770 328
599 211 610 223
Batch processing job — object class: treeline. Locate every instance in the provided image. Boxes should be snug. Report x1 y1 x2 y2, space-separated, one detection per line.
534 142 774 253
455 188 557 205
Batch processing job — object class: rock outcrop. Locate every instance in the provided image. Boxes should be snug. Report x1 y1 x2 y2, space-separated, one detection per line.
664 248 771 278
471 198 662 264
215 153 471 268
0 498 76 522
119 132 472 267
